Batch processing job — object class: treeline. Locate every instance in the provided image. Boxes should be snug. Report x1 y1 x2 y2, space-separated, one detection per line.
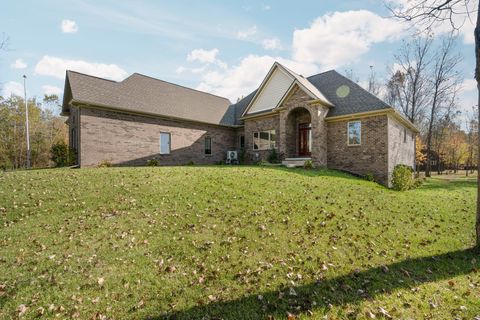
363 33 477 176
0 94 67 169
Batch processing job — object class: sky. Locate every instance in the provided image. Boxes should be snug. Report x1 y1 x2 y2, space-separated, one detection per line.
0 0 477 120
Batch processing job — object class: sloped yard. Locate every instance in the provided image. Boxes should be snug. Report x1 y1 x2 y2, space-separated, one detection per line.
0 167 478 319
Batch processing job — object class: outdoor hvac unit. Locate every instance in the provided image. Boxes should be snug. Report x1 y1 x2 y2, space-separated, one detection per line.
226 151 239 165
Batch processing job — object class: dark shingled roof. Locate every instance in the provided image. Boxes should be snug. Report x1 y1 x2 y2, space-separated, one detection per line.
62 68 392 127
63 70 234 126
306 70 391 117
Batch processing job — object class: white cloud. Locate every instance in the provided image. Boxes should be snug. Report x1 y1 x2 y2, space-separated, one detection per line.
195 54 317 101
34 55 128 81
262 38 281 50
187 48 219 64
11 59 27 69
2 81 23 97
237 25 257 39
262 4 271 11
460 78 477 93
61 19 78 33
293 10 404 69
42 85 62 95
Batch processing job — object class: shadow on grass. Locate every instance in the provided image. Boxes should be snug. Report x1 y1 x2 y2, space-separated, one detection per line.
146 247 479 320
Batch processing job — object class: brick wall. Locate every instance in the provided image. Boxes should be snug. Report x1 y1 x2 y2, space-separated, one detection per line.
78 106 236 167
243 115 280 163
387 115 415 181
327 115 389 185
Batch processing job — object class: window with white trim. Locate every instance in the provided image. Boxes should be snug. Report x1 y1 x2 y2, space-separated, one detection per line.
160 132 171 154
204 137 212 155
347 121 361 146
253 130 276 150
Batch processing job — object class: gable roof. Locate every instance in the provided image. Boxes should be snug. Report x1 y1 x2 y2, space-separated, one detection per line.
237 68 392 120
241 62 333 117
62 70 234 126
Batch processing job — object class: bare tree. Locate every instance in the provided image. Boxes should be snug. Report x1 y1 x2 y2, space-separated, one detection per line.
386 36 433 125
368 66 382 97
425 35 462 177
0 32 8 51
387 0 480 246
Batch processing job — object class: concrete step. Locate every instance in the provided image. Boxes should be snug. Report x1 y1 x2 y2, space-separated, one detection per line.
282 158 311 167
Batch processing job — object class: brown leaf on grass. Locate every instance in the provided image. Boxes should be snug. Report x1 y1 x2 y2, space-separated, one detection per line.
378 307 392 319
97 277 105 286
17 304 27 317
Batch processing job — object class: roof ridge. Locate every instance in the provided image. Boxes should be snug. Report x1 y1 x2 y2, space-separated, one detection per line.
306 69 336 79
66 70 119 83
129 72 231 103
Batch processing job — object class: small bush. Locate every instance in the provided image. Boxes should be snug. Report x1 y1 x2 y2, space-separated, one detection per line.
391 164 414 191
51 142 76 167
147 159 159 166
98 160 112 168
185 161 195 166
256 160 269 166
238 149 246 164
364 173 375 182
303 160 314 169
268 148 279 164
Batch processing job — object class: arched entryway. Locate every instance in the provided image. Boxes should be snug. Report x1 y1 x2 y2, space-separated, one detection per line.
285 107 312 158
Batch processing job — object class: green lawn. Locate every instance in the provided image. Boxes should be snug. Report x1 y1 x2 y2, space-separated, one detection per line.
0 166 478 319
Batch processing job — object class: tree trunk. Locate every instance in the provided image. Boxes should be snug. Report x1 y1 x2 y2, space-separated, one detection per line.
475 3 480 247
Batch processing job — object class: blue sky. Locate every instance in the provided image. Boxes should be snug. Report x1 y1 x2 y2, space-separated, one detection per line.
0 0 477 118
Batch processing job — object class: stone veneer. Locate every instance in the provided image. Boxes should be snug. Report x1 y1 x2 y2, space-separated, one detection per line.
78 106 236 167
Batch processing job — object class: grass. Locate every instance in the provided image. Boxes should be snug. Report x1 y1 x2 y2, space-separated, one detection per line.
0 166 478 319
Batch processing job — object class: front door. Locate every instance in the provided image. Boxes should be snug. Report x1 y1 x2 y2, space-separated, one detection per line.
298 123 312 156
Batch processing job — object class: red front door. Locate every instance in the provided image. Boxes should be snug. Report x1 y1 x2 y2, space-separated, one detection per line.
298 123 311 156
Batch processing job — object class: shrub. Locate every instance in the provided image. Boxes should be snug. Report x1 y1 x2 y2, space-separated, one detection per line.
256 160 269 166
98 160 112 168
186 161 195 166
391 164 414 191
51 142 76 167
146 159 159 166
268 148 279 164
238 149 246 165
364 173 375 182
303 160 314 169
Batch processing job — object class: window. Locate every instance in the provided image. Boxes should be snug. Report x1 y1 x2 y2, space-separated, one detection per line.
71 128 76 151
204 137 212 155
253 130 276 150
160 132 171 154
403 128 407 143
239 135 245 150
347 121 361 146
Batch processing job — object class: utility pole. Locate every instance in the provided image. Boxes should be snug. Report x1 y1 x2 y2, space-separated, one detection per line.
23 75 30 169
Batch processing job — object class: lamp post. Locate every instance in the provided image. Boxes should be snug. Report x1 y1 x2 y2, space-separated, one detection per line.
23 75 30 169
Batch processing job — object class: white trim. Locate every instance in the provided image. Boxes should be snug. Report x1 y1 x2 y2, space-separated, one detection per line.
347 121 361 146
159 132 171 154
252 129 276 150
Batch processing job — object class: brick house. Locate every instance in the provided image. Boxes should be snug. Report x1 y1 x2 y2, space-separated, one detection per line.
62 62 417 186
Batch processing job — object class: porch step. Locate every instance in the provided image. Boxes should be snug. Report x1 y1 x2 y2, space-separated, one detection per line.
282 158 311 168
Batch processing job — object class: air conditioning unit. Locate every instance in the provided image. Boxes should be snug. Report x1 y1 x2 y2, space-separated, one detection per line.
226 150 239 165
